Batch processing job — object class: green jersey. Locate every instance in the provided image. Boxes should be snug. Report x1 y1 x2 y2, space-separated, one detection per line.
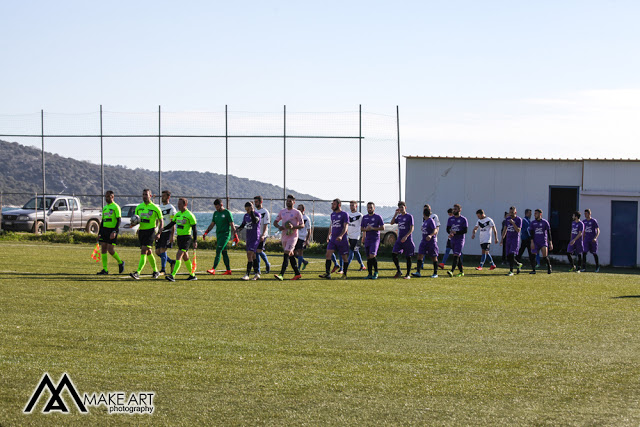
135 202 163 230
102 202 121 229
212 209 233 237
174 209 197 236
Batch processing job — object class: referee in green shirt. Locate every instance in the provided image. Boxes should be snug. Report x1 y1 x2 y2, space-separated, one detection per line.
204 198 237 275
130 189 164 280
163 197 198 282
96 190 125 275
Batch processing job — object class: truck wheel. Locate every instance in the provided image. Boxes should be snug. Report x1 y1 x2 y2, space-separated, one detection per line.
34 221 45 234
86 219 100 234
383 232 397 246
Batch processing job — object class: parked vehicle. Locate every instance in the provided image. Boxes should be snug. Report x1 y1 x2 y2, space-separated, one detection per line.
380 223 398 246
119 204 140 235
1 195 102 234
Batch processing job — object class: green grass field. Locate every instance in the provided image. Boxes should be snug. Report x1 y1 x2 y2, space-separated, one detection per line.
2 241 640 425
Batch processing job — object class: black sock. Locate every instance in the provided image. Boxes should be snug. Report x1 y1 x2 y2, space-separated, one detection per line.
392 253 400 273
290 255 300 275
280 254 289 275
544 256 551 269
577 254 583 269
451 255 459 272
367 258 372 275
567 254 574 268
457 256 464 273
530 254 537 271
406 257 412 276
581 254 586 269
417 259 423 272
508 253 515 272
325 259 331 274
342 258 349 274
246 261 252 275
433 261 439 275
594 254 599 268
373 258 378 273
253 259 259 274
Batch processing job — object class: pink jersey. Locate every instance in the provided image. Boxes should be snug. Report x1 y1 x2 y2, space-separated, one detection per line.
275 208 303 241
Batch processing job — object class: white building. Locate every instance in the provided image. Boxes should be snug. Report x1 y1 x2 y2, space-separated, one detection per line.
405 156 640 267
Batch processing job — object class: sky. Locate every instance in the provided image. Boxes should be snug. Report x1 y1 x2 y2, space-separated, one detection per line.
2 1 640 202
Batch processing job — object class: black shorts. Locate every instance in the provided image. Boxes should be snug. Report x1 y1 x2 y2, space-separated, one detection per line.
349 238 360 251
98 227 118 245
295 238 305 251
480 243 491 251
177 235 193 251
156 230 173 249
138 228 156 248
257 239 266 251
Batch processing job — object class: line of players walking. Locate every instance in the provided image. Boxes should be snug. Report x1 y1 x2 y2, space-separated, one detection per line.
96 189 601 281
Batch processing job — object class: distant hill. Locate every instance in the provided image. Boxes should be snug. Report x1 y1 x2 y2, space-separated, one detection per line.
0 140 327 209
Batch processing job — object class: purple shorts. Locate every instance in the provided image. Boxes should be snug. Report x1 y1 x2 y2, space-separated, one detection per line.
246 237 259 253
567 240 584 254
584 239 598 254
450 237 465 256
506 236 520 255
393 237 415 256
364 239 380 257
531 240 547 255
328 238 349 256
418 239 438 258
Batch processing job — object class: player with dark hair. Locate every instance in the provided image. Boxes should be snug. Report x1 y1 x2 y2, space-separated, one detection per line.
346 201 365 272
501 206 523 276
412 204 439 278
156 190 176 275
582 209 600 272
446 204 467 277
472 209 498 271
361 202 384 279
237 201 262 280
391 201 415 279
320 199 350 279
204 198 237 275
96 190 125 275
567 211 584 272
164 197 197 282
529 209 553 274
254 195 272 274
130 189 164 280
274 195 304 280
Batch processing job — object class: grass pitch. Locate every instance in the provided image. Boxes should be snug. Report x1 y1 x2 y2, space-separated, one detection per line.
1 241 640 425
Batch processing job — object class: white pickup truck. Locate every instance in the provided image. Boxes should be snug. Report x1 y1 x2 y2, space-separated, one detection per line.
1 195 102 234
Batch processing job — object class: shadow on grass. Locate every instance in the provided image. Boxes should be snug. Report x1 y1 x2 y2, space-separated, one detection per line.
613 295 640 299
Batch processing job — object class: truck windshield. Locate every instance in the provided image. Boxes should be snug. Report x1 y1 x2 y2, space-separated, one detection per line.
22 197 55 210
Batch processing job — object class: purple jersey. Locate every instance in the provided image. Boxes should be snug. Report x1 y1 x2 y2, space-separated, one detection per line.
361 213 384 242
395 213 414 240
422 217 437 242
583 218 599 241
505 216 523 242
447 215 468 243
529 218 551 247
241 212 261 244
570 220 584 244
330 211 349 241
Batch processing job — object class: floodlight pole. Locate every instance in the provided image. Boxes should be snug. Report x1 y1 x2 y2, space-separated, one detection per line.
359 104 362 212
100 105 104 210
158 105 162 203
396 105 402 201
283 105 287 203
225 105 229 208
41 109 46 231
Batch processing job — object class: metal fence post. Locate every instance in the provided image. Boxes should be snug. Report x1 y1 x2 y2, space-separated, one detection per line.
225 105 229 209
41 110 46 232
396 105 402 201
158 105 162 202
100 105 104 211
283 105 287 201
359 104 362 212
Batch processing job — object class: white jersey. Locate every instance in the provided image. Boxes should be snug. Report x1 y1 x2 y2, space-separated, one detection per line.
347 211 363 239
255 207 270 237
298 214 311 240
475 217 496 244
430 213 440 227
160 203 176 229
